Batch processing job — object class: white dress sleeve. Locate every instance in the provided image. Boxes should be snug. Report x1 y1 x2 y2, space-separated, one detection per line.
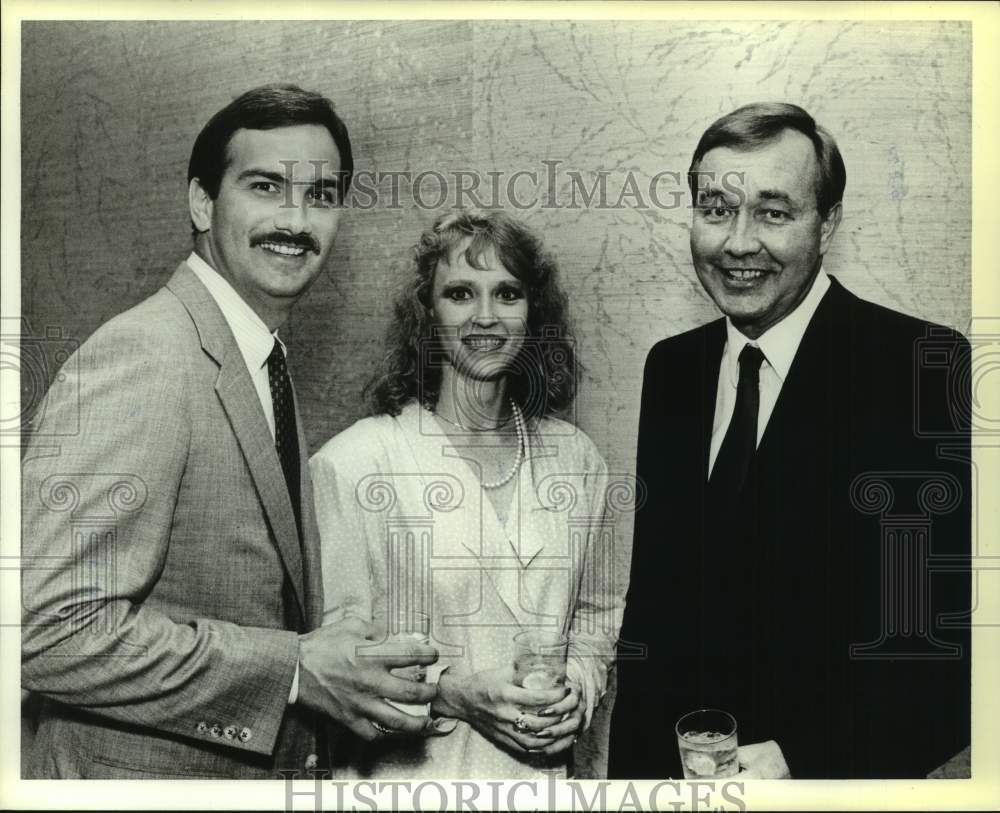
565 440 624 730
309 424 380 626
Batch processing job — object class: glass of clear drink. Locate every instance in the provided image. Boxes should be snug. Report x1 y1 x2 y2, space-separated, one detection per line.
512 630 568 705
375 609 431 716
675 709 739 779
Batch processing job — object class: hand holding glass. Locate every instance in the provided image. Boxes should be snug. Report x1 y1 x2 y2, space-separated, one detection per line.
512 630 568 708
375 610 431 716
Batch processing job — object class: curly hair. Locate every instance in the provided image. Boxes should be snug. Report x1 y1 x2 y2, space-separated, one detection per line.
364 208 579 419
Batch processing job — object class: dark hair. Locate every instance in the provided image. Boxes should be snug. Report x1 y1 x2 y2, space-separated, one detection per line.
687 102 846 217
188 83 353 212
364 208 579 420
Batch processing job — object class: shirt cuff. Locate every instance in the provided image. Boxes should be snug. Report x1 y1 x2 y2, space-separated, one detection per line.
288 661 300 704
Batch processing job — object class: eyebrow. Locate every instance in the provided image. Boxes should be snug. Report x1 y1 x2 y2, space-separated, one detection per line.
695 185 736 202
440 278 523 288
695 186 797 209
757 189 794 205
235 168 340 188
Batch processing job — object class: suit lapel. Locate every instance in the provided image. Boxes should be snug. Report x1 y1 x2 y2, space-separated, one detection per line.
641 320 723 507
699 320 727 484
166 263 307 625
294 383 324 630
756 276 846 461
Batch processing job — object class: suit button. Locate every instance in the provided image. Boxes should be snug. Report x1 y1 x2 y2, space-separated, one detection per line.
210 724 222 738
238 726 252 743
224 725 237 740
196 721 208 733
304 753 318 770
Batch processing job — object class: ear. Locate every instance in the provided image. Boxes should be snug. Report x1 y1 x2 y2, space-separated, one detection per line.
817 201 842 256
189 178 214 234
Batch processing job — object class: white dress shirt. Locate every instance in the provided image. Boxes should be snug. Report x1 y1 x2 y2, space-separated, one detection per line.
186 252 301 704
707 269 831 476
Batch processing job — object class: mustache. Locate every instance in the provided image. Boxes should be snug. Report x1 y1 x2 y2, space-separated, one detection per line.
250 232 321 254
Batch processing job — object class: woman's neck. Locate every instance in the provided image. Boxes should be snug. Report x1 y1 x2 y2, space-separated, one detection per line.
435 370 512 431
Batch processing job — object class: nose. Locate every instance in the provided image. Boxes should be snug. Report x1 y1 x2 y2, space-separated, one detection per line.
472 295 499 327
273 190 314 235
723 210 761 257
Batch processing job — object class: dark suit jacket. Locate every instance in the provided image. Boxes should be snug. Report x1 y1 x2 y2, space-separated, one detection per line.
609 277 971 779
21 263 325 778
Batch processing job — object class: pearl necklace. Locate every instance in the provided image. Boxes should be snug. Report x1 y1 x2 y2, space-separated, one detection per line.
431 399 526 490
431 408 513 432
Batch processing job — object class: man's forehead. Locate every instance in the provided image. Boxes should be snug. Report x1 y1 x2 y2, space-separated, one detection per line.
696 129 820 199
224 125 341 177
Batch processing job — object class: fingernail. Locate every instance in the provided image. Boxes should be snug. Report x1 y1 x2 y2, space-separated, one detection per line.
526 749 543 754
432 717 458 734
539 707 555 716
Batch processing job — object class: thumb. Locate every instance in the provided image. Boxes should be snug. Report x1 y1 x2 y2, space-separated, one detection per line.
424 716 459 737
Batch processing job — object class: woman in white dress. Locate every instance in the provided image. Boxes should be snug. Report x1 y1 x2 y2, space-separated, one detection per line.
310 209 624 779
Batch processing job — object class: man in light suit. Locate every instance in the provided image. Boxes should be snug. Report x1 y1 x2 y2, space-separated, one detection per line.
21 84 439 778
609 103 970 779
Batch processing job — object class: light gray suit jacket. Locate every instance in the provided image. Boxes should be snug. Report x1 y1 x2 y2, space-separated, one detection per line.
21 262 325 778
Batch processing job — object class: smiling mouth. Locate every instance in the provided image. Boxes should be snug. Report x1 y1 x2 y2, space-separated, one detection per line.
258 241 310 257
720 267 773 282
462 335 507 351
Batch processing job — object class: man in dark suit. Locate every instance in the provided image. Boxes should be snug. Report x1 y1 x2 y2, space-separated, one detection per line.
609 103 970 779
21 84 439 778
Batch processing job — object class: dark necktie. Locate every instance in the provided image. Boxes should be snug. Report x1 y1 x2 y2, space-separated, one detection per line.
267 339 301 538
709 344 766 497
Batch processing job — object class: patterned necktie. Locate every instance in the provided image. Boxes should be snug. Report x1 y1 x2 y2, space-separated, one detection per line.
267 339 301 538
709 344 767 497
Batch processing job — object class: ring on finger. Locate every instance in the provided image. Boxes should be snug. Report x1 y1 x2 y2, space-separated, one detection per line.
514 713 532 734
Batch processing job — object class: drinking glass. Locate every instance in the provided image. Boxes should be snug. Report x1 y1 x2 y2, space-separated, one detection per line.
675 708 739 779
512 630 568 700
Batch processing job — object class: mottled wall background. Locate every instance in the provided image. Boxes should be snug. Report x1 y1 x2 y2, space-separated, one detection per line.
20 19 971 775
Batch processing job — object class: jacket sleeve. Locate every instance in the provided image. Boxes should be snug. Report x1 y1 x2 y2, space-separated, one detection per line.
21 319 299 756
607 340 686 778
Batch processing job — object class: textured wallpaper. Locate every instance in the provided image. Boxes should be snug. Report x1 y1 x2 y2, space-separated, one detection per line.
20 19 971 776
